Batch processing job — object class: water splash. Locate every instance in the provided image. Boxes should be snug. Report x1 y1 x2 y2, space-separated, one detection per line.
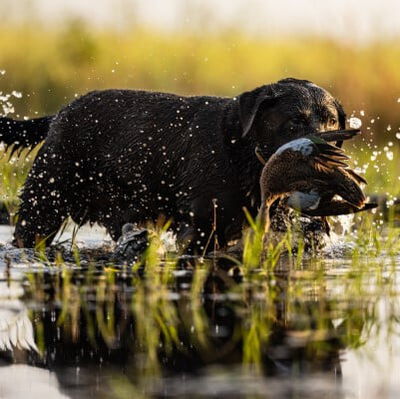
322 214 356 258
349 117 362 129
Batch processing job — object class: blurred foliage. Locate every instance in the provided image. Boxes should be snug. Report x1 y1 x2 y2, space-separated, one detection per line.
0 20 399 144
0 21 399 197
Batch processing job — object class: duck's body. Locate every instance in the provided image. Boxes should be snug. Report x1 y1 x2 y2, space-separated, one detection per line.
259 134 376 232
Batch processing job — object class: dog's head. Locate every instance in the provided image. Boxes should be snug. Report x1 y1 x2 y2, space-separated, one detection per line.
239 78 346 159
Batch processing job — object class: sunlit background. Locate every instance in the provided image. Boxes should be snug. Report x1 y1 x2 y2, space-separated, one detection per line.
0 0 399 147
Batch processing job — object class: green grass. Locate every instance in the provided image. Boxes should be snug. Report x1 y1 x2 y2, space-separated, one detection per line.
0 145 39 222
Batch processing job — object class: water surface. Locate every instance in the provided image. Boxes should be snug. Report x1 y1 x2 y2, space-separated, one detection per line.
0 224 399 399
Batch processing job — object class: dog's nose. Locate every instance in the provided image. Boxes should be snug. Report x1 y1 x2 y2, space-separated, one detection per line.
309 120 326 134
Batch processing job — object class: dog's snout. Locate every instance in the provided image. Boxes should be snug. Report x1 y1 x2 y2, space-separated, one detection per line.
309 119 326 134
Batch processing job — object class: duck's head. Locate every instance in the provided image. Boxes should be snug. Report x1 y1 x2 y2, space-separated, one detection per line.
238 78 346 161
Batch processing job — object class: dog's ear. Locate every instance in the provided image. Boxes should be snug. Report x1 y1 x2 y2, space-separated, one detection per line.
334 99 346 129
239 85 282 138
334 99 347 147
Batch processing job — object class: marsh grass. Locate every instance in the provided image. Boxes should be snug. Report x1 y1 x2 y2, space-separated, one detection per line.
0 145 39 221
242 208 297 276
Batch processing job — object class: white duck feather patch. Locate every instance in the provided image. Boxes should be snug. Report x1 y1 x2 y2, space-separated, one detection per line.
275 138 315 156
287 190 321 211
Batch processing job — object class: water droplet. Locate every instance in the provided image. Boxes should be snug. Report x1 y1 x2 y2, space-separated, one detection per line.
349 117 362 129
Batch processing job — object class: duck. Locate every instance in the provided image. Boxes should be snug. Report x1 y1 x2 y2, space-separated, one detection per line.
257 134 377 233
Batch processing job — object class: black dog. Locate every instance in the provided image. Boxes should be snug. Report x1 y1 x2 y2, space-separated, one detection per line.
0 78 346 251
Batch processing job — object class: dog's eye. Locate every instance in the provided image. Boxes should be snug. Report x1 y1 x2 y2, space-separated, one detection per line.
290 115 307 126
328 117 337 126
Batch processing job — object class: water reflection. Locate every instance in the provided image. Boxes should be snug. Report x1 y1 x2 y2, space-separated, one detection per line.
1 252 397 399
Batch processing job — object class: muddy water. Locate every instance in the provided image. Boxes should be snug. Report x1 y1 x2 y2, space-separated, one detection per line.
0 224 399 399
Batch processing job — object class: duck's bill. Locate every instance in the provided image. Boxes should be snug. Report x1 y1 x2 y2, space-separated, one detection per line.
302 201 377 217
318 128 361 144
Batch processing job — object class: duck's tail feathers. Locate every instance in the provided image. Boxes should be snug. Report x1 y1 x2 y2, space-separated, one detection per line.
334 169 367 208
303 200 377 217
314 142 350 170
344 168 367 185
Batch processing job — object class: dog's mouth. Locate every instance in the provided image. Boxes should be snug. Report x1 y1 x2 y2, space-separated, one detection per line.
316 128 361 148
254 128 361 166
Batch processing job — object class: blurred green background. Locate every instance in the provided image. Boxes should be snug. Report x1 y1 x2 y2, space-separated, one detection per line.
0 1 399 141
0 0 399 197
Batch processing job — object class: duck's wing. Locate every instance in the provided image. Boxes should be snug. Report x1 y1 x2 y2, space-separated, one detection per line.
327 168 367 208
342 167 367 185
309 138 350 171
308 137 368 188
309 172 366 209
318 129 360 143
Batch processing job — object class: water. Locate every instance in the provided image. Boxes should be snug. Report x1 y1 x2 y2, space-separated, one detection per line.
0 224 400 398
